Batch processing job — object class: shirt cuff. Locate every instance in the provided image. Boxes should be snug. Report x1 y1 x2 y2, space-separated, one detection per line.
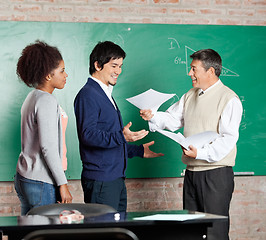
148 121 158 132
196 148 218 163
148 114 160 132
196 148 208 161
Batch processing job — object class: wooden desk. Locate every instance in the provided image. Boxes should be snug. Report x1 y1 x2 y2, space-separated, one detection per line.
0 210 227 240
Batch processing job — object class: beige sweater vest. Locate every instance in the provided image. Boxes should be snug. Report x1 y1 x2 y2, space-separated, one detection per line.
182 81 238 171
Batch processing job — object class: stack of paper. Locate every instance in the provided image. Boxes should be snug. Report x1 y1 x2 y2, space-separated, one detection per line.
157 129 219 150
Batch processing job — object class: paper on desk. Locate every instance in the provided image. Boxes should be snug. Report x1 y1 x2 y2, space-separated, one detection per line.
126 89 175 113
133 214 205 221
157 129 219 150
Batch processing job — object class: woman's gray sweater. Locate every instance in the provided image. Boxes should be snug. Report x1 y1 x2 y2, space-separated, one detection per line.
16 89 67 186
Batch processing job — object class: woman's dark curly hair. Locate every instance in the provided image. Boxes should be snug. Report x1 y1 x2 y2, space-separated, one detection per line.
16 40 63 87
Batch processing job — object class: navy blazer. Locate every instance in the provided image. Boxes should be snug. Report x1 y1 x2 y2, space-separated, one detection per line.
74 78 144 181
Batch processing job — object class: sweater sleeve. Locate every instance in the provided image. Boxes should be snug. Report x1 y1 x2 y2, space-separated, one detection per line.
36 95 67 186
127 143 144 158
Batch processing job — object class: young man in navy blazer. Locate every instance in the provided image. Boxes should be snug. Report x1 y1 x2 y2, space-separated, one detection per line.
74 41 163 212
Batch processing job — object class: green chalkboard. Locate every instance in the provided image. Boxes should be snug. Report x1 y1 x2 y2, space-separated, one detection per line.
0 21 265 181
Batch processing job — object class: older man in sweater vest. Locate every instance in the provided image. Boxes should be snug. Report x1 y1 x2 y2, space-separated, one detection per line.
140 49 243 240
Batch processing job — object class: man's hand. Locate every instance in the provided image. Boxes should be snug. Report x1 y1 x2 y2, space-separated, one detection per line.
123 122 149 142
140 109 154 121
143 141 164 158
182 145 197 159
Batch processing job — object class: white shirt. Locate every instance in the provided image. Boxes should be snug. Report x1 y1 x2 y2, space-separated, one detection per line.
149 80 243 163
90 76 117 110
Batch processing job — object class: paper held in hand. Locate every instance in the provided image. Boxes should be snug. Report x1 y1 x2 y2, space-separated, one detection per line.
126 89 176 113
156 129 219 150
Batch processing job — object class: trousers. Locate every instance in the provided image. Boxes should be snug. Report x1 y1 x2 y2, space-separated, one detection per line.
183 167 234 240
81 177 127 212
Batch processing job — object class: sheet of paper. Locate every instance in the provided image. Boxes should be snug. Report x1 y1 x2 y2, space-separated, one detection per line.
126 89 175 113
133 214 205 221
157 129 219 150
182 131 219 150
157 129 185 145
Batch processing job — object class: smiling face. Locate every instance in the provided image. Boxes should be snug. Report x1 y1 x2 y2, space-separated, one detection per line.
188 59 213 91
92 58 123 86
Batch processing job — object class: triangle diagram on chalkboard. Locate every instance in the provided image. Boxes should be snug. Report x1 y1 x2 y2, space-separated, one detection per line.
185 46 239 77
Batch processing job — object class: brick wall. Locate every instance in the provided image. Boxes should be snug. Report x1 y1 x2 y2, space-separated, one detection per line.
0 0 266 239
0 177 265 239
0 0 265 25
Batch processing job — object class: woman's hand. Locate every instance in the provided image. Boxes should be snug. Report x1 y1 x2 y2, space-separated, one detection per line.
59 184 73 203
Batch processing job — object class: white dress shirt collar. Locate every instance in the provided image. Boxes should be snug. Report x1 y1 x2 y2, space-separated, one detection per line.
90 76 116 109
201 79 221 94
